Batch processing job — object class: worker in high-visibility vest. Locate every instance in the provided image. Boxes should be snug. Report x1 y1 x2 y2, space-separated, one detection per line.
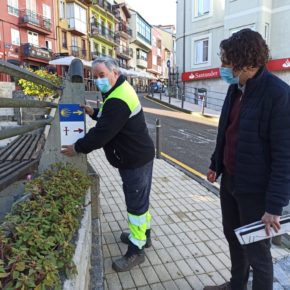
61 57 154 272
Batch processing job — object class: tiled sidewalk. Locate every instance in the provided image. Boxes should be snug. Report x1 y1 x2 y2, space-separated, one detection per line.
86 117 290 290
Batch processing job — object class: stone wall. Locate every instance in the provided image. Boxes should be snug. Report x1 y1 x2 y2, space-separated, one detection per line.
0 82 15 120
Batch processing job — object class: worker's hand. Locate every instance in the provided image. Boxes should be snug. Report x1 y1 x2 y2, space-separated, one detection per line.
61 145 77 157
80 104 94 116
207 169 217 183
261 212 281 236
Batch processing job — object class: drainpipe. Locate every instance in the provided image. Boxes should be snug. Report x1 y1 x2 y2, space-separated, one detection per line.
182 0 186 109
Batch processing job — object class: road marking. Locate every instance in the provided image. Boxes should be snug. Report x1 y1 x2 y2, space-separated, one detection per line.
144 96 179 112
160 151 206 179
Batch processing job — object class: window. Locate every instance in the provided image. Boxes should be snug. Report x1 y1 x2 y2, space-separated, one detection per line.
43 4 51 19
137 49 147 61
59 0 65 19
94 43 99 53
72 35 78 47
28 31 38 46
11 28 20 45
153 55 157 65
66 3 87 35
45 40 52 50
194 38 208 64
102 46 106 56
108 49 113 57
26 0 36 12
8 0 18 16
193 0 210 17
62 31 67 48
137 16 151 44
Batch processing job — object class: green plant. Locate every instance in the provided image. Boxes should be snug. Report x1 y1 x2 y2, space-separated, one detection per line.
18 69 61 101
0 163 91 290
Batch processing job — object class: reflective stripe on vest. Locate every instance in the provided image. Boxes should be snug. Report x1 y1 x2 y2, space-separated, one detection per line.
98 80 141 118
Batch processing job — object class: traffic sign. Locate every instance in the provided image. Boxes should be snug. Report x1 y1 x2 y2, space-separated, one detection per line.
59 104 85 146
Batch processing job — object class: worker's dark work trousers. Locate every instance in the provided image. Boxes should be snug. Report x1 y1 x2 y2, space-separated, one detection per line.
119 160 153 215
119 160 153 249
220 172 273 290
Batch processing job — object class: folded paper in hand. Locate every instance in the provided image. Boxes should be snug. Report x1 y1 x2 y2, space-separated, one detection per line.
235 214 290 245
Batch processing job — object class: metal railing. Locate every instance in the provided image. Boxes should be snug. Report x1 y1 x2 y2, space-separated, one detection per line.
19 9 51 32
0 60 61 140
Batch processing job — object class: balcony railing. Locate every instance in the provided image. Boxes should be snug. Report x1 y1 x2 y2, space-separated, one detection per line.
91 23 115 43
69 46 87 58
95 0 113 14
21 43 51 61
91 51 109 59
19 9 51 33
116 46 133 58
116 22 132 37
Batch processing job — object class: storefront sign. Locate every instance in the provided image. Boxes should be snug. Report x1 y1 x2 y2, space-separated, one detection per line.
7 52 19 59
182 68 220 81
267 58 290 71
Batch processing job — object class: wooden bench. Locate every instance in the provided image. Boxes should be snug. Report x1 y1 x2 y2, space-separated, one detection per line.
0 132 45 191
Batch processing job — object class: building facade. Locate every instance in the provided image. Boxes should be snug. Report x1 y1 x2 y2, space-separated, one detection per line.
0 0 56 80
176 0 290 110
89 0 116 61
113 2 132 69
55 0 90 60
147 27 162 79
128 9 152 89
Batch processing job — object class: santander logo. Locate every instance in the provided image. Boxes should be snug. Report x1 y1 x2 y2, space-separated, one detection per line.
282 59 290 68
189 73 195 79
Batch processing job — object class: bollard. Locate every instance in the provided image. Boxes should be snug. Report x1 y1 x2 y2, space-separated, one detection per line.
156 119 161 159
160 91 162 101
201 98 205 115
181 93 185 109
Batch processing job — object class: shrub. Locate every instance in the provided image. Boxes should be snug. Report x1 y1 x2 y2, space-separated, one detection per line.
18 69 61 101
0 163 91 290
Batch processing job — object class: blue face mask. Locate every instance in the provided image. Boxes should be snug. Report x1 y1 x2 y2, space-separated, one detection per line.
95 78 112 93
220 67 239 84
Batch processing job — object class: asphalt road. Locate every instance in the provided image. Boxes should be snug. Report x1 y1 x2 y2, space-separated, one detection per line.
141 95 218 176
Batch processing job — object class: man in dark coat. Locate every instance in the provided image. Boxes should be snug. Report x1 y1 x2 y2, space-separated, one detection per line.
204 29 290 290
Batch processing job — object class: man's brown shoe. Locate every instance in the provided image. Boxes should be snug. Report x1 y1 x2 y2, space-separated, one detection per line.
204 282 231 290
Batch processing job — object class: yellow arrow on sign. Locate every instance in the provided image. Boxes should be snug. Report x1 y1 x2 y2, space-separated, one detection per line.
73 110 83 115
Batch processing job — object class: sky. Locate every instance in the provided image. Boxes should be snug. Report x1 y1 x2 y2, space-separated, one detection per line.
124 0 176 26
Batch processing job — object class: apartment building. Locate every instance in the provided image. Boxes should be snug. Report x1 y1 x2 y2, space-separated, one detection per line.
89 0 116 60
147 27 162 79
0 0 56 79
176 0 290 109
55 0 90 61
113 2 132 69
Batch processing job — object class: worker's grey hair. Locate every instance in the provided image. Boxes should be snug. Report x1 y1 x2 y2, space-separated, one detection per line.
92 57 121 74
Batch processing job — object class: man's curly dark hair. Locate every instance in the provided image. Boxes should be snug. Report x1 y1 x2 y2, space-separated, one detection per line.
220 29 270 71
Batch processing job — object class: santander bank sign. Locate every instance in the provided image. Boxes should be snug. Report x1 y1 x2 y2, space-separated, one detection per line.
182 58 290 82
182 68 220 81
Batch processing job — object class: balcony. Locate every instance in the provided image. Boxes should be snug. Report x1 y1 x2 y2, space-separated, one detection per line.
95 0 113 14
67 18 87 35
136 58 147 69
91 51 110 60
91 23 115 45
116 46 132 60
115 22 132 38
21 43 51 62
19 9 51 34
69 46 87 59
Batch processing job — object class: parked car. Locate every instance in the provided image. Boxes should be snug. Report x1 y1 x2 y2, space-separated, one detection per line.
150 81 165 93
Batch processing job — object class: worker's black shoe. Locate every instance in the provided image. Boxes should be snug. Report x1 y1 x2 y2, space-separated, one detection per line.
112 242 145 272
120 229 152 248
